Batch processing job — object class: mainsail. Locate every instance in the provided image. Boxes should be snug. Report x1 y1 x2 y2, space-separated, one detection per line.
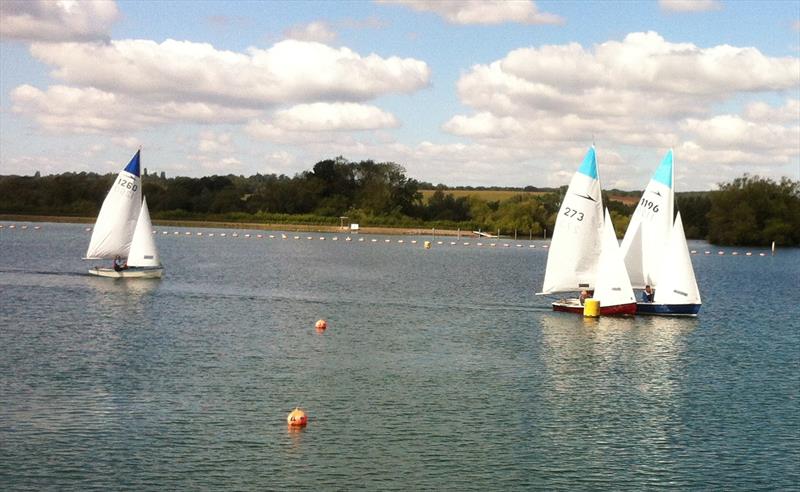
85 151 142 259
540 146 604 294
620 150 674 288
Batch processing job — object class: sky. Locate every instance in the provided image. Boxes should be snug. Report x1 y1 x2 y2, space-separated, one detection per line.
0 0 798 191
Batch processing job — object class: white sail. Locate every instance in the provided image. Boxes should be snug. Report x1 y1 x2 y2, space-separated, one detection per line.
85 151 142 259
653 212 701 305
620 150 674 288
127 198 161 268
594 209 636 308
541 146 604 294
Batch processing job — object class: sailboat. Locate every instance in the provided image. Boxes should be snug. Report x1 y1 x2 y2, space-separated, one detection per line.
538 146 636 315
620 150 700 315
85 150 163 278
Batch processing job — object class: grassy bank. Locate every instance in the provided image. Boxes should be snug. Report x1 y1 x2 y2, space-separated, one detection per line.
0 214 475 237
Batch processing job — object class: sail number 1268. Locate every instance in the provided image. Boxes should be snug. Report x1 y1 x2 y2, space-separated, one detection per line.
118 178 138 192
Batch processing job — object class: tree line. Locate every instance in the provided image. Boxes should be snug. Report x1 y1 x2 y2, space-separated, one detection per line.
1 157 797 246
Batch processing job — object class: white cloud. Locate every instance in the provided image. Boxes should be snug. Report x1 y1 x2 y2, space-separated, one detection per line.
11 84 259 133
438 31 799 186
681 114 799 155
659 0 723 13
245 103 399 144
446 32 799 145
381 0 563 25
274 103 399 132
0 0 119 42
111 136 142 150
284 21 338 44
743 99 800 124
198 132 234 153
3 155 77 176
28 39 430 107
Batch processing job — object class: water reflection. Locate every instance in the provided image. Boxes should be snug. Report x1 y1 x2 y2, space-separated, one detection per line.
85 276 161 297
536 313 697 483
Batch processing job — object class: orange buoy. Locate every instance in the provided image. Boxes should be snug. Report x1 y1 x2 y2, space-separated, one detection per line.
287 407 307 427
315 319 327 331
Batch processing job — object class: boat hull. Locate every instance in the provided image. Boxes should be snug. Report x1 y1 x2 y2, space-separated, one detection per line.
636 302 701 316
552 299 637 316
88 267 163 278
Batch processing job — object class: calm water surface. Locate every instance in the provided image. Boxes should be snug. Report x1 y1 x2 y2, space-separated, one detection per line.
1 222 798 490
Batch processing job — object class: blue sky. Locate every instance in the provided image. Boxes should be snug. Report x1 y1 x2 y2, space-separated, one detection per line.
1 0 798 191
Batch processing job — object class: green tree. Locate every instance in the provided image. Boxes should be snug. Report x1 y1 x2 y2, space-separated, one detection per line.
708 175 800 246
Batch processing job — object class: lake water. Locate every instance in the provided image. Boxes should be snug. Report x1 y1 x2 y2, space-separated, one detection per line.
1 222 798 490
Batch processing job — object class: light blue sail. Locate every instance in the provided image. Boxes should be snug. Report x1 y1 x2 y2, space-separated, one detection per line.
652 149 673 188
576 146 598 179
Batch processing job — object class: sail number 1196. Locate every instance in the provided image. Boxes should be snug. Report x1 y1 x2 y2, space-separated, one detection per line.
639 197 659 213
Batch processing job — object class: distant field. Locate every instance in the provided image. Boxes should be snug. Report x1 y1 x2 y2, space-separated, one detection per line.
610 194 639 206
419 189 547 202
420 189 639 205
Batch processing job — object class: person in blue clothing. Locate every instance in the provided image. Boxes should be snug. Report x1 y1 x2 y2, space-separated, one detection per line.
113 255 127 272
641 285 654 302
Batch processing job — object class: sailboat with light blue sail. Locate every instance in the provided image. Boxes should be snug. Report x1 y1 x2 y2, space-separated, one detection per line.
620 150 700 315
538 146 636 316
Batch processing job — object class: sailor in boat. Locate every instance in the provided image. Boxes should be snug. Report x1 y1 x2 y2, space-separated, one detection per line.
579 289 590 305
113 255 128 272
640 285 654 302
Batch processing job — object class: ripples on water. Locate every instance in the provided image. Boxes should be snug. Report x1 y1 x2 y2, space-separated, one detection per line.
1 223 798 490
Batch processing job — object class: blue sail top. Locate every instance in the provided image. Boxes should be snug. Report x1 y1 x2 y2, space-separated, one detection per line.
652 149 673 188
577 146 598 179
123 150 141 177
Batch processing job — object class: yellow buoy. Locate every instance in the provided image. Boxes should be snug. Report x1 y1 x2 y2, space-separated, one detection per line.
287 407 307 427
583 299 600 318
315 319 327 331
423 241 431 249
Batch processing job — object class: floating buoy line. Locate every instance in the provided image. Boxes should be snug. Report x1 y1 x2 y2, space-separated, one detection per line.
0 222 777 257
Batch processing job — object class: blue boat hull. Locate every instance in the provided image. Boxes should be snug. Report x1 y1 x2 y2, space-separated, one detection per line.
636 302 701 316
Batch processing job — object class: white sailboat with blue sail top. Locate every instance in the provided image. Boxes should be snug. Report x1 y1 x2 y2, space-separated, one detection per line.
85 150 163 278
538 146 636 316
620 150 700 315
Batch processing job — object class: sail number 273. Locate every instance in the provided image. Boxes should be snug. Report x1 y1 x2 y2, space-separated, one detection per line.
117 178 138 192
563 207 584 221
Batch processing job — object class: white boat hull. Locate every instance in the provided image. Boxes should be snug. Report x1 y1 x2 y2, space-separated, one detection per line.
88 267 163 278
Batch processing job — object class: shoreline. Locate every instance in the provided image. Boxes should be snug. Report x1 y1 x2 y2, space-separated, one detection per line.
0 214 492 238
